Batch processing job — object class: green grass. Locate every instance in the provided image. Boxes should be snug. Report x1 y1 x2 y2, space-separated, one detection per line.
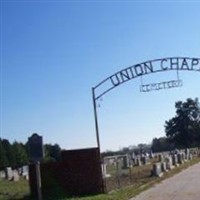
0 157 200 200
0 178 30 200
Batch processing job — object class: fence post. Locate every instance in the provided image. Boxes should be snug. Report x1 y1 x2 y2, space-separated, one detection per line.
116 159 121 188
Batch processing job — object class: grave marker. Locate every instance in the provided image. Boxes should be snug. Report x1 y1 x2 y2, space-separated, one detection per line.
0 170 6 179
13 170 20 182
152 163 163 177
5 167 13 180
161 162 167 172
172 154 179 167
165 156 174 170
177 153 183 164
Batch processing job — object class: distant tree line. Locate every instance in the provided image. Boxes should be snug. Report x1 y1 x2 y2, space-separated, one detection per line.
102 143 152 157
0 138 62 169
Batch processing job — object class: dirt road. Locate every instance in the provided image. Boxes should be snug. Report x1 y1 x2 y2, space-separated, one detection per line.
130 162 200 200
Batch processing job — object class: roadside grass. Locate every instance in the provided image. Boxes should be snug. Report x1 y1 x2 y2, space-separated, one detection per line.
0 157 200 200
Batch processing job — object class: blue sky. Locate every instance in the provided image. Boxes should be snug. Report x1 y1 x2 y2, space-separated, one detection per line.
1 1 200 151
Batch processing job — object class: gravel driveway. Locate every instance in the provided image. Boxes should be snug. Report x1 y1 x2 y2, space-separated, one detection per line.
130 162 200 200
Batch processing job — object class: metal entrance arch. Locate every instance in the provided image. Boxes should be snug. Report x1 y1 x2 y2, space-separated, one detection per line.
92 57 200 151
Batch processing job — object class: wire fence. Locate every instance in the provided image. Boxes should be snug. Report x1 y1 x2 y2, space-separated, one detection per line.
103 147 200 192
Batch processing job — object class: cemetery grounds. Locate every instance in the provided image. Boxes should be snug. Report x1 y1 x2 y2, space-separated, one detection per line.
0 154 200 200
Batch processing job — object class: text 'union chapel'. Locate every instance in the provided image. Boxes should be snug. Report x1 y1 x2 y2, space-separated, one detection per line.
110 58 200 87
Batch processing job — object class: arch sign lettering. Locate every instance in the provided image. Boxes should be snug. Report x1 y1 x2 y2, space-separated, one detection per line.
92 57 200 150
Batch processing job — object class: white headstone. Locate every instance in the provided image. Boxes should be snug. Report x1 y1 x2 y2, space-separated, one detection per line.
165 156 174 170
122 155 129 169
152 163 163 177
177 153 183 164
0 170 6 179
158 154 164 162
5 167 13 180
172 154 179 167
13 170 20 182
161 162 167 172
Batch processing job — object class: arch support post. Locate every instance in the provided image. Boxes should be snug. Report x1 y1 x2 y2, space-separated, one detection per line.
92 87 101 151
92 88 106 193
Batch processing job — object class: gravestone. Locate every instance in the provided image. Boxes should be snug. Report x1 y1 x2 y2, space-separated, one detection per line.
122 155 129 169
165 156 174 170
22 165 29 174
129 158 133 167
13 170 20 182
132 157 136 166
158 154 164 162
172 154 179 167
102 163 110 178
5 167 13 180
149 151 154 159
142 156 149 165
22 165 29 180
0 170 6 179
136 157 142 166
152 163 163 177
185 148 190 160
181 152 186 161
161 162 167 172
198 148 200 157
177 153 183 164
132 152 135 159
